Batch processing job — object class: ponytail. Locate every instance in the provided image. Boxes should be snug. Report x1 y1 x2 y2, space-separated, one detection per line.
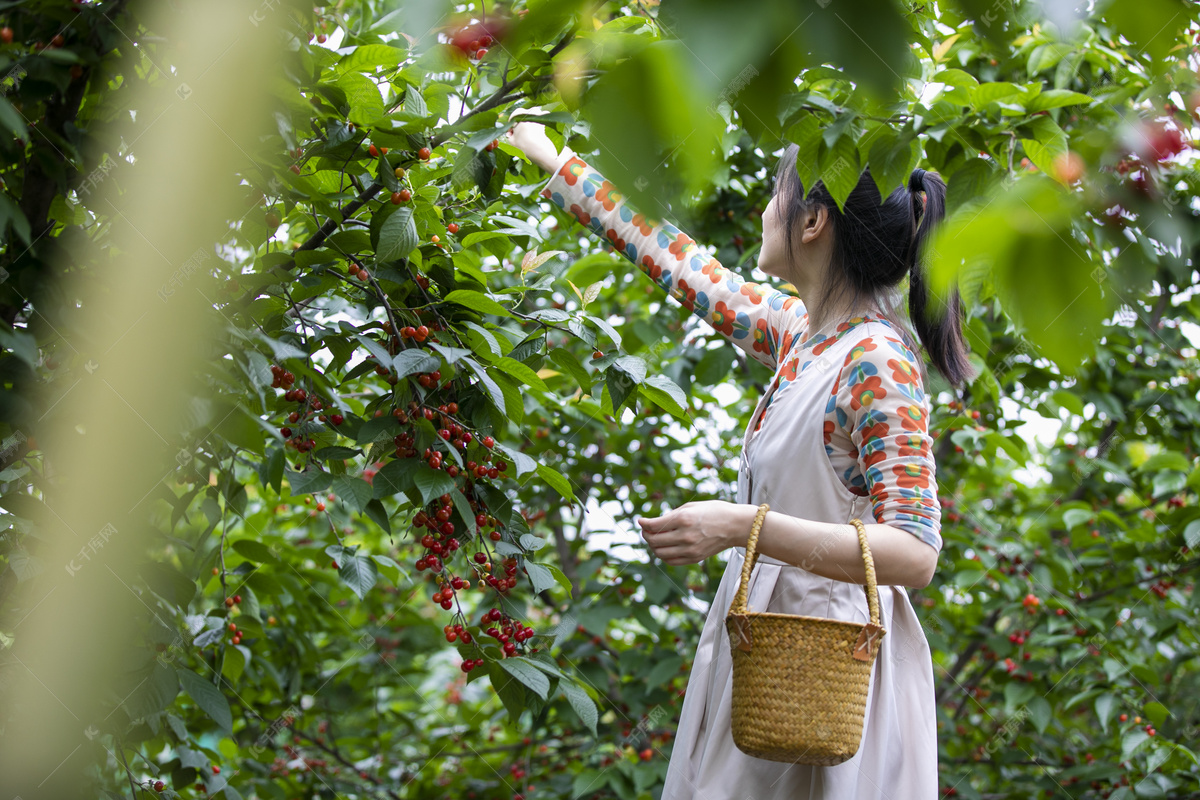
906 168 973 386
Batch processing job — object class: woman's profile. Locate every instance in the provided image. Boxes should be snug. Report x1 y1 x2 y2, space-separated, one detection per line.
508 111 970 799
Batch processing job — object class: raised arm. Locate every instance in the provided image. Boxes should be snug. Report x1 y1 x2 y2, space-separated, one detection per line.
511 121 806 371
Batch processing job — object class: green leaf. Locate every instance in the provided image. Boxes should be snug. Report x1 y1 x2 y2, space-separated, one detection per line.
377 207 418 262
316 445 361 462
1019 116 1067 176
449 487 476 538
1027 696 1052 734
286 468 332 496
1183 519 1200 549
0 96 29 141
177 668 233 736
535 463 576 504
428 342 473 365
1143 701 1170 727
492 356 548 391
364 498 391 534
336 72 385 126
443 289 511 317
464 322 502 357
498 656 551 700
1026 89 1093 112
125 663 180 721
640 374 689 418
1121 728 1150 760
463 357 506 416
819 133 861 212
644 655 683 689
393 348 439 377
945 158 1001 211
605 365 637 415
559 679 599 735
1062 508 1093 531
496 443 536 477
337 44 404 74
451 146 492 193
525 561 571 596
413 464 455 506
788 112 823 193
971 81 1023 110
0 326 38 369
866 128 920 202
548 347 592 394
332 547 378 599
332 474 373 514
584 315 622 348
231 539 280 564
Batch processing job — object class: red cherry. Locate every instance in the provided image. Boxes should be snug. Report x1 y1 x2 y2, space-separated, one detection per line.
475 48 488 59
396 189 411 202
482 436 495 449
489 530 502 541
212 766 220 774
154 781 165 792
368 144 378 157
0 27 12 44
447 222 460 234
418 147 431 160
416 325 429 338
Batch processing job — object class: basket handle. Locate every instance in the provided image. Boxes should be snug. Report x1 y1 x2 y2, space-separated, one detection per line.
730 511 881 627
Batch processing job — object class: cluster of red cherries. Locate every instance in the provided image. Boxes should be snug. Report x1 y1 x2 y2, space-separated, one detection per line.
271 366 346 453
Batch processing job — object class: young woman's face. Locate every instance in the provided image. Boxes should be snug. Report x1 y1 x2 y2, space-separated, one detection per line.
756 193 789 281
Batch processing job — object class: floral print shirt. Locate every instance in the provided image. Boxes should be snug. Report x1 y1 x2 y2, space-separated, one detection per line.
540 151 941 552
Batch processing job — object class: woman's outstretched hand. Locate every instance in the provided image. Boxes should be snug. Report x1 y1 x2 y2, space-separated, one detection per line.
506 107 569 173
637 501 753 565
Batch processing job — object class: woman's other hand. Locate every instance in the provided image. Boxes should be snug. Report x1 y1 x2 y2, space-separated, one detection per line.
637 501 753 565
506 107 568 172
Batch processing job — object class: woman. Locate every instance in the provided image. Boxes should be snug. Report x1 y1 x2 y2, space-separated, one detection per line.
508 117 970 799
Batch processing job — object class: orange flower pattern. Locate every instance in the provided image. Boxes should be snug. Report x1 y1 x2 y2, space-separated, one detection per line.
541 154 940 550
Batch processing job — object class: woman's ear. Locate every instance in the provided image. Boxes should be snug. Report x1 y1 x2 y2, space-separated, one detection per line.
799 203 829 245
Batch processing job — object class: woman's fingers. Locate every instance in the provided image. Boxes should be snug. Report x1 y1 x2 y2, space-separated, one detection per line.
650 547 693 565
641 529 689 548
636 513 677 533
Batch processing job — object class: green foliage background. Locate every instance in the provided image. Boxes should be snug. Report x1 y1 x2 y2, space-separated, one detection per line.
1 0 1199 799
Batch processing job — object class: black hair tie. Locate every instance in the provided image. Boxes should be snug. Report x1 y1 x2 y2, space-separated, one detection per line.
908 168 928 193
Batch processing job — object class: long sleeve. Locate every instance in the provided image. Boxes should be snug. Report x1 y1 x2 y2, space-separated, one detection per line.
823 325 942 551
539 151 807 370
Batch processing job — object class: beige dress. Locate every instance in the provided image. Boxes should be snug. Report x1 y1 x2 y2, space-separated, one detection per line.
659 324 939 800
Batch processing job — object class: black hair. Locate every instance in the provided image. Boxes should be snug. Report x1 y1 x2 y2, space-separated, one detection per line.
772 143 973 387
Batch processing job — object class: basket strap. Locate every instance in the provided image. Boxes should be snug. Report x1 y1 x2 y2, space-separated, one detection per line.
850 518 882 626
729 503 770 616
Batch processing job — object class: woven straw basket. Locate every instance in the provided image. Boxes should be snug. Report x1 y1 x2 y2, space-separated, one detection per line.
725 506 886 766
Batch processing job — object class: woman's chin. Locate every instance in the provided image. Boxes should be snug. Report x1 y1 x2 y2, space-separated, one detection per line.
754 255 774 279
